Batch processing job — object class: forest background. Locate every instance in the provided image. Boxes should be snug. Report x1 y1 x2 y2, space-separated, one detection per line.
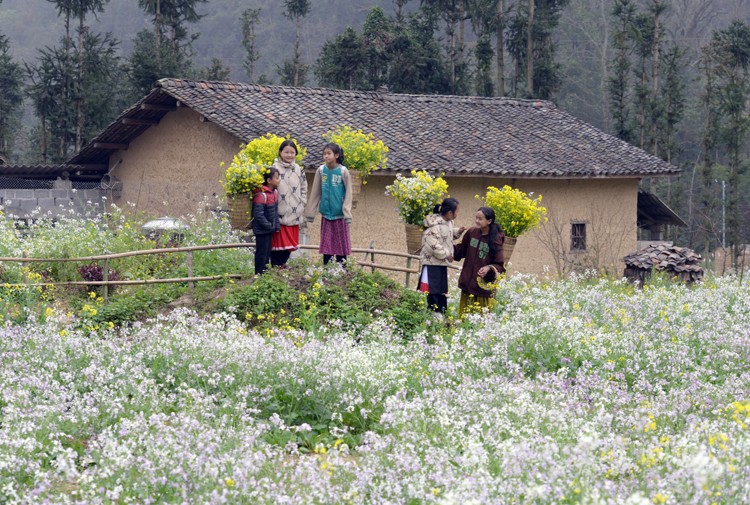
0 0 748 263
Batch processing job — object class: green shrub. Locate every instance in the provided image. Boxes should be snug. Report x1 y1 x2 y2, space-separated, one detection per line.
222 259 436 339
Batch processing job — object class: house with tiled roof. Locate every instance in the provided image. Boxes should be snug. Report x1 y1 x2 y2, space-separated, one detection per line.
67 78 681 275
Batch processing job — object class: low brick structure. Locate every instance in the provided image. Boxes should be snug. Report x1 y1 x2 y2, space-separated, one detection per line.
0 178 106 219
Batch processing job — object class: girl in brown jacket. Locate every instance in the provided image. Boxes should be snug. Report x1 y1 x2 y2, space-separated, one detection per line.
453 206 506 317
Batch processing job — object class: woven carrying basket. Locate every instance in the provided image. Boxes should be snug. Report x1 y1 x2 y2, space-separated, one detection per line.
350 171 362 208
349 171 362 196
502 236 517 266
405 223 423 255
227 193 252 230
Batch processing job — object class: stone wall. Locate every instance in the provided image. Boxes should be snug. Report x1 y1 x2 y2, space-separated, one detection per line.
0 182 107 219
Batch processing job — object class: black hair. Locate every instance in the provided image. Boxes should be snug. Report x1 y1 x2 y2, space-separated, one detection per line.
265 166 280 184
433 197 459 216
323 142 345 164
278 139 298 155
478 206 503 258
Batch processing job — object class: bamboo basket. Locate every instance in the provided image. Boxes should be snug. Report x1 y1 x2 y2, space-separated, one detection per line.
503 236 517 266
405 223 423 255
349 171 362 208
227 193 252 230
349 170 362 195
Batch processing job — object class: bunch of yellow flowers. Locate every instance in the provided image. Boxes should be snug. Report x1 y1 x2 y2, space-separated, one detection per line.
323 125 388 182
222 134 306 195
480 185 547 238
385 170 449 226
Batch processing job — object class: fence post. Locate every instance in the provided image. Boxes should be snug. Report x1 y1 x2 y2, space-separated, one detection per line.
405 256 412 288
187 251 195 294
102 258 109 302
22 251 28 285
368 240 375 273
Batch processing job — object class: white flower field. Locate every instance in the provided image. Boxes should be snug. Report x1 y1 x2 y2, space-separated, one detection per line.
2 272 749 504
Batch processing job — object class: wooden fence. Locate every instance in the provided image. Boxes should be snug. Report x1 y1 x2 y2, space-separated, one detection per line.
0 242 456 301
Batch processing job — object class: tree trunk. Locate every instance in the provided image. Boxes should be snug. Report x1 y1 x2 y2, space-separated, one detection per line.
41 112 48 164
447 12 457 92
599 0 610 128
76 12 84 153
62 8 71 160
495 0 505 96
294 16 302 86
156 0 161 65
458 0 465 90
526 0 534 96
651 5 661 156
700 47 714 256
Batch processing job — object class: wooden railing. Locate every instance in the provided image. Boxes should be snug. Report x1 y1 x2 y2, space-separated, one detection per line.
0 242 457 300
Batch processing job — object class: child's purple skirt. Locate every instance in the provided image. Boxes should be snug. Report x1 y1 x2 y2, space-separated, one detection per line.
319 218 351 256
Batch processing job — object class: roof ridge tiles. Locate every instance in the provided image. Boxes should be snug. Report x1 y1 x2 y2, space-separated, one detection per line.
154 78 553 107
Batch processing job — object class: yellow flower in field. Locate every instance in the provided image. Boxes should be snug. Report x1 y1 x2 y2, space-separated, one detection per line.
652 493 667 504
224 477 235 487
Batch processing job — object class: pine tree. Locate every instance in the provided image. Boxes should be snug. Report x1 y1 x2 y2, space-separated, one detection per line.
131 0 205 95
506 0 569 99
314 27 366 89
241 8 261 81
127 29 189 97
420 0 470 94
387 9 450 94
196 58 232 81
474 34 495 96
26 27 122 162
282 0 310 87
710 21 750 262
0 32 24 161
695 45 719 253
362 7 393 90
468 0 506 96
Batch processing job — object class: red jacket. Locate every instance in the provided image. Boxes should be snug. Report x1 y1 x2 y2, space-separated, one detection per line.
251 185 280 235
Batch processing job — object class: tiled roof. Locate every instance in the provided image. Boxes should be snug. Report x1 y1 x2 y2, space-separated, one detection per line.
638 190 687 227
623 244 703 274
0 164 107 180
71 79 680 178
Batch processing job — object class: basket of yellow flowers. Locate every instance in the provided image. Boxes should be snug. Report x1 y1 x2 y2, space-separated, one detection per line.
479 185 547 264
222 134 306 230
386 170 449 254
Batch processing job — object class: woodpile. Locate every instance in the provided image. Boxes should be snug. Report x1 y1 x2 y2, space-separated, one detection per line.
623 244 703 284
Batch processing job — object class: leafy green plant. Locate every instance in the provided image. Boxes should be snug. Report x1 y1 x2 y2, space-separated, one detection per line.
222 259 435 339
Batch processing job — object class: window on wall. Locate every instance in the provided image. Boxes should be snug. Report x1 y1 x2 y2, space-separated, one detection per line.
571 223 587 251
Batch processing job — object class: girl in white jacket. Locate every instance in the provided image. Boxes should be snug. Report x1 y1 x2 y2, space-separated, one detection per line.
418 197 464 314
